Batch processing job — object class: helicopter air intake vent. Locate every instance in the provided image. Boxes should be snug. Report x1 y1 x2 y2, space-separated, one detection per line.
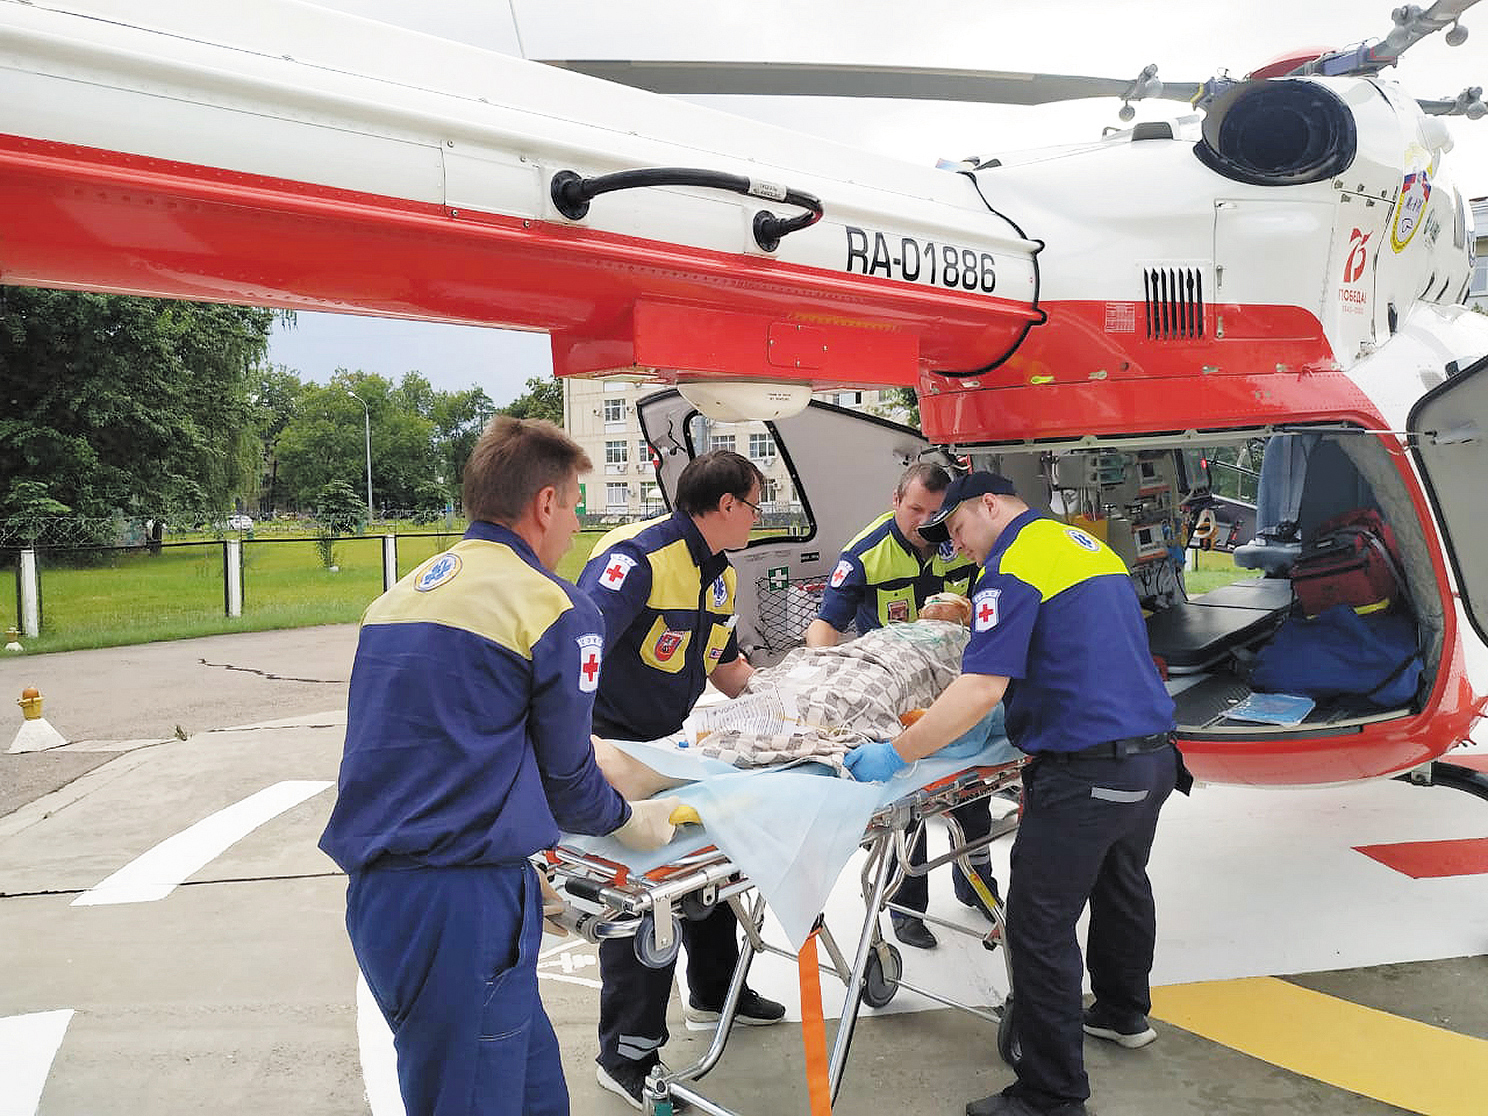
1193 79 1356 187
1143 267 1204 340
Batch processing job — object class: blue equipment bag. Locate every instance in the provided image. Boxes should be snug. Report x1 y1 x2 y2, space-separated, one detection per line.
1250 604 1422 707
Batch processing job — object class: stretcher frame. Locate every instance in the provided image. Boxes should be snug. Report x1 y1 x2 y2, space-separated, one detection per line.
545 756 1026 1115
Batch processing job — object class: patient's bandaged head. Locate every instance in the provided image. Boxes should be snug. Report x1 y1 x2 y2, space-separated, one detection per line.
690 621 969 772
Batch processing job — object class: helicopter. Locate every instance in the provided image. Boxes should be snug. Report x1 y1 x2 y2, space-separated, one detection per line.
1 0 1486 795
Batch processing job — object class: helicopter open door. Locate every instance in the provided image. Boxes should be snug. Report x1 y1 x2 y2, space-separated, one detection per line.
1408 354 1488 650
636 389 930 663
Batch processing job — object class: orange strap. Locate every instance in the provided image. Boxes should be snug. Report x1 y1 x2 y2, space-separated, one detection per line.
798 930 833 1116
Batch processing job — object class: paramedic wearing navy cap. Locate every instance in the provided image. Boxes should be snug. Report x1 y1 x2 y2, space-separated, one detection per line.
320 417 680 1116
578 450 787 1110
842 471 1187 1116
804 461 995 953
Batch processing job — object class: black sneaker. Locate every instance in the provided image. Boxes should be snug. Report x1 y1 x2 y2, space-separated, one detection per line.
1082 1004 1157 1049
890 913 938 950
595 1060 691 1112
683 986 786 1029
954 862 1001 918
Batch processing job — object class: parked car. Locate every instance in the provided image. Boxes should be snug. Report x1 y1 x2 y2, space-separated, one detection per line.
227 514 254 531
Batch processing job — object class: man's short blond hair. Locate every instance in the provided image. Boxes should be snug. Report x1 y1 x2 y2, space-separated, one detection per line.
463 416 590 524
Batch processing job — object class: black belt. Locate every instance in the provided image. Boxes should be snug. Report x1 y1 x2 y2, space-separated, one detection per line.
1040 731 1175 762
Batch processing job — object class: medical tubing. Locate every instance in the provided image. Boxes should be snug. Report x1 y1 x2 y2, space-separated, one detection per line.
549 167 823 251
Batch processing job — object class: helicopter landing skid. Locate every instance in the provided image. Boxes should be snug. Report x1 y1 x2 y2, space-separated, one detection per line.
1397 760 1488 804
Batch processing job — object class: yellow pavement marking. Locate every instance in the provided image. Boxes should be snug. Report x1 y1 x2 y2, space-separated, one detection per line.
1150 977 1488 1116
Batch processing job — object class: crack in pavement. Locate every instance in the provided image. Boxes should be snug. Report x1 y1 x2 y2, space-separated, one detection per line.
197 658 346 685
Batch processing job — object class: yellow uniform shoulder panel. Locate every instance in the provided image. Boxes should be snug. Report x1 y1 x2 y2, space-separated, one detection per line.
366 539 575 659
588 515 669 560
1000 518 1130 601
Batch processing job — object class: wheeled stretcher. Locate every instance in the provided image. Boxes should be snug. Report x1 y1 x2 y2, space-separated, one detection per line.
547 737 1026 1115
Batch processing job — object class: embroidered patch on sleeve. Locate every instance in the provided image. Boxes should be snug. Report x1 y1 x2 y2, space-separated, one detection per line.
576 633 604 692
597 552 637 591
973 588 1002 632
829 559 853 588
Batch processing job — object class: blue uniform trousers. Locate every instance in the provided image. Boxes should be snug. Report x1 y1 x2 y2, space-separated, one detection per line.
889 798 994 915
347 862 567 1116
1004 747 1176 1109
597 903 739 1073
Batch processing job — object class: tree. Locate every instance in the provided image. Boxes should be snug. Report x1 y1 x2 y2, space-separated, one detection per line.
311 479 366 569
500 376 563 425
273 372 440 512
0 290 277 533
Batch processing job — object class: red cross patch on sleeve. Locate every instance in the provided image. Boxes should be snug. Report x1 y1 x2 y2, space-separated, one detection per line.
829 559 853 588
598 552 637 591
973 588 1001 632
576 633 604 693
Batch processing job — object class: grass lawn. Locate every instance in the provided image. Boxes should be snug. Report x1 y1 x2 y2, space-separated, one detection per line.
1183 547 1254 594
7 528 611 655
7 527 1254 656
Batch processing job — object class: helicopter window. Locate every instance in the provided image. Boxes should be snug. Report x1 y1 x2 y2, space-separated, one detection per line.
684 414 812 542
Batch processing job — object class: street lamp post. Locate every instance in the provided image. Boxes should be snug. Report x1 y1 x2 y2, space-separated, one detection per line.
346 388 373 522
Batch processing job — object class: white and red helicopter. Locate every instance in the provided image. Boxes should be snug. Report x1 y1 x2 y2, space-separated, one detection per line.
1 0 1486 793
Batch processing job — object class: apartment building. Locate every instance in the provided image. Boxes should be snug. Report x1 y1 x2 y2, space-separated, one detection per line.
562 378 910 521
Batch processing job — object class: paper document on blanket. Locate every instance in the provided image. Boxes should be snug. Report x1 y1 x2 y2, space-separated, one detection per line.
688 691 793 737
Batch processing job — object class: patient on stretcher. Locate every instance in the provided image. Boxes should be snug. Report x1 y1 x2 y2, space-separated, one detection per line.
594 595 1003 798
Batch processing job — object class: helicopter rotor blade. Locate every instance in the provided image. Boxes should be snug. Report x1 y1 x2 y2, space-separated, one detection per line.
540 59 1203 108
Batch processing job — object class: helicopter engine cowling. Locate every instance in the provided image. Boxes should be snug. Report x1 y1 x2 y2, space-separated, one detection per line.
1195 79 1357 186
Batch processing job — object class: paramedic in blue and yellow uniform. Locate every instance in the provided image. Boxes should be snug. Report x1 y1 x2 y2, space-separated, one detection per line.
320 418 680 1116
805 462 992 953
578 450 787 1109
842 472 1187 1116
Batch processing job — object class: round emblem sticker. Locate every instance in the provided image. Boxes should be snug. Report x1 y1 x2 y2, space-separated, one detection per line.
415 553 462 591
1065 528 1100 553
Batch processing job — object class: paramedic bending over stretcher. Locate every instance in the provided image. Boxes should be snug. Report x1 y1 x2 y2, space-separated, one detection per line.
807 461 993 952
844 472 1187 1116
318 418 679 1116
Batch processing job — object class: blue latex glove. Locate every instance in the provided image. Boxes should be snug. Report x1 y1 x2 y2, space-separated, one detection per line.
843 740 908 782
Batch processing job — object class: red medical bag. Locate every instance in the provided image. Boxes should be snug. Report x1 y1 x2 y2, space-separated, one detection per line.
1290 509 1406 618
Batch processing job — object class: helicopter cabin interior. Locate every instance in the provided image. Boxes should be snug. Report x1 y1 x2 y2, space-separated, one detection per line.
967 428 1438 737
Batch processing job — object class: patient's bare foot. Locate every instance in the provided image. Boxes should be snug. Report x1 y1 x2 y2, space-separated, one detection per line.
592 735 687 800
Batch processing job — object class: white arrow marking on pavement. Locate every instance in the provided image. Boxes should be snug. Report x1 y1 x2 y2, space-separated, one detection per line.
357 973 406 1116
71 780 332 906
0 1009 73 1116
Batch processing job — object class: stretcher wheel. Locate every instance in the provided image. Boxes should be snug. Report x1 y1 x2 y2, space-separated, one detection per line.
997 995 1018 1068
634 912 683 969
861 943 902 1009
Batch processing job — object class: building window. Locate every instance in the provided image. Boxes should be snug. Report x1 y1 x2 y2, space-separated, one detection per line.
835 390 863 407
605 440 628 474
760 478 779 504
748 432 776 461
709 434 736 453
638 440 652 469
1471 254 1488 299
606 483 628 511
603 398 625 423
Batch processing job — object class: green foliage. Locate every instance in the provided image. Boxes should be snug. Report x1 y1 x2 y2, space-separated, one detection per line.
273 371 441 511
0 290 276 523
500 375 563 425
0 479 74 544
311 480 365 568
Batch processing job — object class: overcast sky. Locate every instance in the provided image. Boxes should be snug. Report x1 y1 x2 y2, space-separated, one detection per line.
271 0 1488 405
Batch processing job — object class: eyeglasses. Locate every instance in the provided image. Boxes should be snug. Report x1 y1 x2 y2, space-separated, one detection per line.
736 495 763 520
